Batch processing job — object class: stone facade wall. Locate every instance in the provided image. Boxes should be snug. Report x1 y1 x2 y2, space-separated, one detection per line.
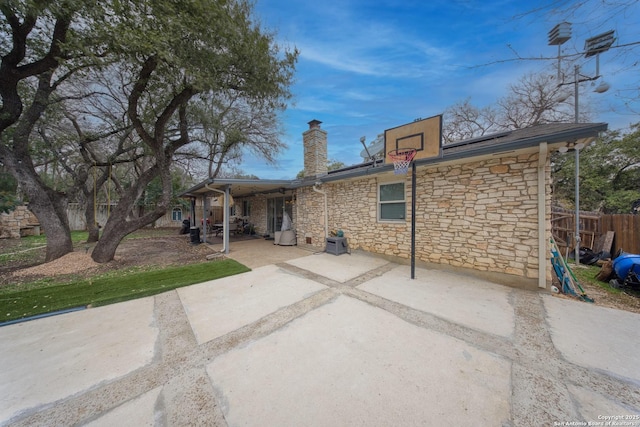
248 195 268 235
295 152 552 287
417 153 551 284
0 205 40 239
238 195 297 237
295 186 336 246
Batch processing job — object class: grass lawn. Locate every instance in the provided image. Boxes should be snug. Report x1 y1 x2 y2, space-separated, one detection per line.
572 264 614 290
0 259 250 324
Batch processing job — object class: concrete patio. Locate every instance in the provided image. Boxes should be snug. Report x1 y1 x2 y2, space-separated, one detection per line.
1 241 639 426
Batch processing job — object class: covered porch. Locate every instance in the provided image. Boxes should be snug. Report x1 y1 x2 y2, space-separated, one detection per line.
180 178 299 253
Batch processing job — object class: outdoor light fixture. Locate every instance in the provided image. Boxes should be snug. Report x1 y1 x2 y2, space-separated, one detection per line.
556 90 572 103
594 81 611 93
548 24 614 266
584 30 616 57
548 22 572 80
557 142 584 154
548 22 572 45
549 26 615 120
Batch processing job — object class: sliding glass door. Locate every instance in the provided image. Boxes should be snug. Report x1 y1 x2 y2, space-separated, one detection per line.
267 196 293 236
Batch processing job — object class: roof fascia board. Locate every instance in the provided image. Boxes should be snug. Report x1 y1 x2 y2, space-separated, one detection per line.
180 178 294 197
438 127 605 164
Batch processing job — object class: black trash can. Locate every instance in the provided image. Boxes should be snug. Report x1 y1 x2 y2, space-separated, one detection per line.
180 219 190 235
189 227 201 244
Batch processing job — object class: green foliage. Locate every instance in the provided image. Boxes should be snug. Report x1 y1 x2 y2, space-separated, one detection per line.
2 0 297 262
138 170 190 208
0 192 17 214
553 123 640 213
572 265 619 294
97 0 297 102
0 259 250 322
0 171 18 213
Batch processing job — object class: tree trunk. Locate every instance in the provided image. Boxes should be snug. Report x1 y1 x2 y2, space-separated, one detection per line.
0 144 73 262
84 199 100 243
91 207 164 263
35 203 74 262
19 173 73 261
90 224 125 263
90 164 169 263
87 223 100 243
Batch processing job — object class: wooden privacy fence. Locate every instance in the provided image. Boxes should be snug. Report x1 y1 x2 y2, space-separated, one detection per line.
66 203 185 231
600 214 640 255
552 207 640 256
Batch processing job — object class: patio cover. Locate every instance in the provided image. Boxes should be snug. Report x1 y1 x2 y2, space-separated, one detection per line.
180 179 298 253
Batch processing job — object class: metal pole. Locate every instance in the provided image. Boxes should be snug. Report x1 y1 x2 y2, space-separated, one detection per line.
575 146 581 266
190 198 196 226
557 45 562 81
202 198 207 244
411 162 416 279
223 185 230 254
574 64 581 266
574 65 579 124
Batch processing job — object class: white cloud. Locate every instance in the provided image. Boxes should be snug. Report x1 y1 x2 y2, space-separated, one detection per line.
248 0 640 180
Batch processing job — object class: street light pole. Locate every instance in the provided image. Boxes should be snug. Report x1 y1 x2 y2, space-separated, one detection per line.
549 23 614 266
574 65 579 124
575 141 581 266
574 64 581 265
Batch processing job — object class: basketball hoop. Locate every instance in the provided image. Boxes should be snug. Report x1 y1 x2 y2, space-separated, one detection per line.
388 148 417 175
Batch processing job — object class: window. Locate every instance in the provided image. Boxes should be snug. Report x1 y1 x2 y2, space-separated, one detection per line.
172 207 182 221
243 200 251 217
378 182 405 221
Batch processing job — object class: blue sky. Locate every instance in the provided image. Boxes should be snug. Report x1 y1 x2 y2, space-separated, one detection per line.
241 0 640 179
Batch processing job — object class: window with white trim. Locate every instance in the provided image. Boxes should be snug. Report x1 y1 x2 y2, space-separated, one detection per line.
378 181 405 221
172 207 182 221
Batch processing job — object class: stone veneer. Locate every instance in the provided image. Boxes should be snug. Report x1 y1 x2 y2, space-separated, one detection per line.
295 152 552 288
0 205 40 239
303 120 328 178
248 195 268 235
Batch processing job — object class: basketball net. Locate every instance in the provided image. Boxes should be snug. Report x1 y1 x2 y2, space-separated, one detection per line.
388 149 417 175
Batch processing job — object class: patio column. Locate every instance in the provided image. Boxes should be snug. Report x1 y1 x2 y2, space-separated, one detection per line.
223 185 230 254
538 142 548 289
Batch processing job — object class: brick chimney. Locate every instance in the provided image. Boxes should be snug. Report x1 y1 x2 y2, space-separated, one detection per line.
303 119 328 178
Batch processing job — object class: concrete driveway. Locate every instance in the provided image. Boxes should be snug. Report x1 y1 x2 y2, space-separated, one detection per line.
1 243 640 426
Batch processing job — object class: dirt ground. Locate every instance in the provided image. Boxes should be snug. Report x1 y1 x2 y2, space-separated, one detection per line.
552 277 640 314
2 228 639 315
0 228 218 286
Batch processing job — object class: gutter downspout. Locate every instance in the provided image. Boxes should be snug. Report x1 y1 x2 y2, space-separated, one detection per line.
205 184 230 254
202 196 207 244
312 183 328 239
538 142 548 289
190 198 196 227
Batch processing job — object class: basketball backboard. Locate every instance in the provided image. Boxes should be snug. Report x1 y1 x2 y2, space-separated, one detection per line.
384 115 442 164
